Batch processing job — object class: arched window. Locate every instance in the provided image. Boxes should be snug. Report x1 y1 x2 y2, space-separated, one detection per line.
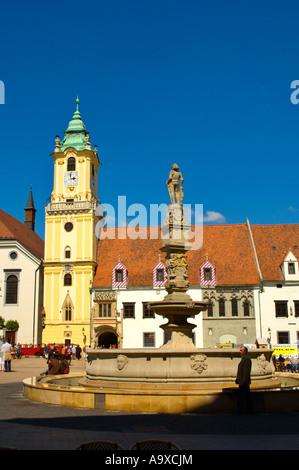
67 157 76 171
6 275 18 304
65 247 71 259
64 273 72 286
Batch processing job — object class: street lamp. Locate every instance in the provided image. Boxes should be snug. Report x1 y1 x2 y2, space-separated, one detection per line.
82 327 86 346
268 327 272 348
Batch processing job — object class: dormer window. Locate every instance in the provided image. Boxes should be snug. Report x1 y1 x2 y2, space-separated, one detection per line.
153 261 167 287
204 268 212 281
288 263 295 275
115 269 123 283
200 260 216 286
112 262 127 288
281 251 299 281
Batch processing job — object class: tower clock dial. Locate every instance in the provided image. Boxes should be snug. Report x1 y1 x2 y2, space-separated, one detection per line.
64 171 78 186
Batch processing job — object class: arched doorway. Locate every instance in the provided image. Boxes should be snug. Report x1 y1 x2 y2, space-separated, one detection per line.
98 331 118 348
219 334 237 345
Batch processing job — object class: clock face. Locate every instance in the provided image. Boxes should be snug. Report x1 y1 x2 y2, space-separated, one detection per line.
64 171 78 186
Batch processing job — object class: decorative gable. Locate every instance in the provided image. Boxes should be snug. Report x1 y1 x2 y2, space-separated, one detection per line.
112 261 127 288
200 259 216 286
281 251 299 281
153 261 167 287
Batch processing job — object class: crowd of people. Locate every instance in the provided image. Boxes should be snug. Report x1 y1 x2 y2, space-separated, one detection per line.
97 343 118 349
0 340 85 374
42 344 84 375
272 354 299 373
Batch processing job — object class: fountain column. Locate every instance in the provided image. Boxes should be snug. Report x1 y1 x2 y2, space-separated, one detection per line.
148 164 207 349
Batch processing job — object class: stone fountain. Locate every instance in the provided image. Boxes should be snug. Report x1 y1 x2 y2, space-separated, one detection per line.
24 164 288 414
75 164 278 412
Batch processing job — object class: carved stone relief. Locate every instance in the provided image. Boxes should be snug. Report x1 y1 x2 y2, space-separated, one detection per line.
116 354 128 371
190 354 208 374
257 353 269 374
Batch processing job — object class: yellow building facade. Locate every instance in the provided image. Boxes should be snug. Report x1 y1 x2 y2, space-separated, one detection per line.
42 99 100 347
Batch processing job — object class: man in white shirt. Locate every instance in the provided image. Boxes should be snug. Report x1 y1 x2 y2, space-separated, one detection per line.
291 356 299 373
1 340 12 372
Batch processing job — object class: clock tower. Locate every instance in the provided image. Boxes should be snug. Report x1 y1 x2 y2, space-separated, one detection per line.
42 99 101 347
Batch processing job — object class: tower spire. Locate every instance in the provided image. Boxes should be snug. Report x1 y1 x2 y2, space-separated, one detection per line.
59 97 87 151
24 187 37 231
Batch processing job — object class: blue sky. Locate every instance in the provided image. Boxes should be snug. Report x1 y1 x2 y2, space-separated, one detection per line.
1 0 299 238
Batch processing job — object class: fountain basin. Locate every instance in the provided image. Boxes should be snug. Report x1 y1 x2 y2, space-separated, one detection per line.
84 348 275 385
23 348 299 414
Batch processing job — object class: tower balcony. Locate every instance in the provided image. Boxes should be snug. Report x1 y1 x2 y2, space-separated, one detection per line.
45 200 97 214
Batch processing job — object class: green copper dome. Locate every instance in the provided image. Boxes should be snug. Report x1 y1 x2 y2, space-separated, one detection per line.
60 98 87 151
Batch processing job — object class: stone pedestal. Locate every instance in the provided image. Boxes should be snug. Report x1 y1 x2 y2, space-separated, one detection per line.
148 203 207 349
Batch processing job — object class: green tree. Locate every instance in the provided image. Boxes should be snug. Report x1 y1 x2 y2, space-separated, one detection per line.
0 316 5 329
5 320 19 332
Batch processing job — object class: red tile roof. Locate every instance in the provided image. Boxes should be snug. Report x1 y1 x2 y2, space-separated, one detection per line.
250 224 299 281
0 209 44 259
93 223 261 288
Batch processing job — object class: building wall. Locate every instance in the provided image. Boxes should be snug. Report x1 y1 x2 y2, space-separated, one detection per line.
255 282 299 345
92 287 206 348
43 145 99 348
0 240 43 344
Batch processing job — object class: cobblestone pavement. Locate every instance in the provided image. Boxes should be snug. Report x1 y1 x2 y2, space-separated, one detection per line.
0 357 299 451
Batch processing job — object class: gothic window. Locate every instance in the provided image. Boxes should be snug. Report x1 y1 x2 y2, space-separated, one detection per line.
207 302 213 317
67 157 76 171
62 294 74 322
231 298 238 317
243 301 250 317
65 304 72 321
5 275 18 304
219 298 225 317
